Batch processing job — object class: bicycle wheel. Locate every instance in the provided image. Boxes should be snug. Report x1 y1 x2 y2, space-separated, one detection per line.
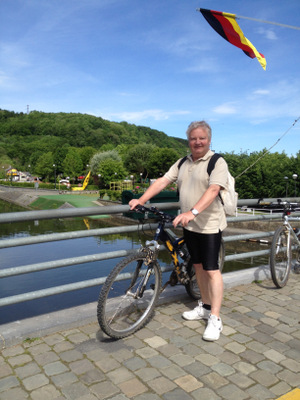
97 252 162 339
185 239 225 300
270 226 291 288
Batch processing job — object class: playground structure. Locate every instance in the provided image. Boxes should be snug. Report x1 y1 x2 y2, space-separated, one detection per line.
72 171 91 191
71 173 134 192
109 180 133 191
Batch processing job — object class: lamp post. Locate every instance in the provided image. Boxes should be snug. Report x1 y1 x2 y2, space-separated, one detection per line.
284 176 289 197
9 165 12 185
130 175 134 190
292 174 298 197
85 164 90 183
53 164 56 190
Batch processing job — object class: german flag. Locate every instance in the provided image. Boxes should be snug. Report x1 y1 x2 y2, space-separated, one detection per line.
199 8 266 70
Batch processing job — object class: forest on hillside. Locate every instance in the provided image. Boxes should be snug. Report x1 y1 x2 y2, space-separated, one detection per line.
0 109 299 199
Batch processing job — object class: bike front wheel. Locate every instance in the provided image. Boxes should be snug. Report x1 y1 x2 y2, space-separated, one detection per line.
97 252 162 339
185 239 225 300
270 226 291 288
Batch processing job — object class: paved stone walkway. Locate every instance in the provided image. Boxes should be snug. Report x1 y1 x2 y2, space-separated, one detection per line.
1 275 299 400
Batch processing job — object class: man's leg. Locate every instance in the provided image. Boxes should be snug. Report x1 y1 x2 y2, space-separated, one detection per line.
194 264 223 341
194 263 223 317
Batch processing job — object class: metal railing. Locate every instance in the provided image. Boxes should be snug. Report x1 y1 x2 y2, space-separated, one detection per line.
0 200 299 308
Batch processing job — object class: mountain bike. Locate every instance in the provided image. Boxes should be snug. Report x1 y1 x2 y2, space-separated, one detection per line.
270 203 300 288
97 205 225 339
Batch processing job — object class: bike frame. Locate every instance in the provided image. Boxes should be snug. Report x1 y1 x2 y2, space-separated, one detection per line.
138 206 190 285
283 215 300 252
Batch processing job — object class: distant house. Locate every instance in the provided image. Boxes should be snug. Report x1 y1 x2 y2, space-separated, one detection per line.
6 168 18 181
6 168 32 182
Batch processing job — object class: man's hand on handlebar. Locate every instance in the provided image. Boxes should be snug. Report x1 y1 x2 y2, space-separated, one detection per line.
173 211 195 228
129 199 144 210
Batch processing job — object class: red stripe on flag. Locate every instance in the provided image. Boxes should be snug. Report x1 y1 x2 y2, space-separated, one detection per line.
213 13 256 58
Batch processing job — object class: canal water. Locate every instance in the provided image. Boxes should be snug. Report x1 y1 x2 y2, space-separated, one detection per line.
0 199 269 325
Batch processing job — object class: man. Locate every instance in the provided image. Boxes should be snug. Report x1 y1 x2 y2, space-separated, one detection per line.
129 121 228 341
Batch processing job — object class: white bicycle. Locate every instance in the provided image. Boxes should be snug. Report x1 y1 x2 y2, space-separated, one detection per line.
270 203 300 288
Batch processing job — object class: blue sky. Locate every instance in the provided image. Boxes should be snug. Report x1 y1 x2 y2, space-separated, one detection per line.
1 0 300 156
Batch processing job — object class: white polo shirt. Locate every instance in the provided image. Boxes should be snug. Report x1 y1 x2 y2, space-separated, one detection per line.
164 150 228 234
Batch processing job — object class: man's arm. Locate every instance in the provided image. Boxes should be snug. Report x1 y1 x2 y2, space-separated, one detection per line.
173 184 221 228
129 176 171 210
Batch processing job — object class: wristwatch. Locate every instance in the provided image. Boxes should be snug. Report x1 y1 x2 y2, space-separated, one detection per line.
190 208 199 216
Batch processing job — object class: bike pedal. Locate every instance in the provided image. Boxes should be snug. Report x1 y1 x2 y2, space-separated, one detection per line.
294 263 300 274
150 284 155 290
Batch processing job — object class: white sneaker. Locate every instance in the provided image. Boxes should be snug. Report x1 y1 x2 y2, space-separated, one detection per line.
203 314 223 341
182 301 210 321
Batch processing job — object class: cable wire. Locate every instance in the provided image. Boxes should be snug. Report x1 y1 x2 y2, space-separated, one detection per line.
235 117 300 180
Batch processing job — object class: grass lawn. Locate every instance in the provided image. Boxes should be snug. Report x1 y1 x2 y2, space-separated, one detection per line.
30 193 109 219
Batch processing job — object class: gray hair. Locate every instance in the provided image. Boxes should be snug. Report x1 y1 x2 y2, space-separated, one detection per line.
186 121 212 141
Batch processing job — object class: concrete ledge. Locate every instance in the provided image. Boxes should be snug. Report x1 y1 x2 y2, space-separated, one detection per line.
0 265 273 348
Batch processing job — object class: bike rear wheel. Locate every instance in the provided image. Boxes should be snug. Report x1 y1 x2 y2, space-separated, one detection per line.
270 226 291 288
185 239 225 300
97 252 162 339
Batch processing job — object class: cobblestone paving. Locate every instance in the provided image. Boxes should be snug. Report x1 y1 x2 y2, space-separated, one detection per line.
1 275 299 400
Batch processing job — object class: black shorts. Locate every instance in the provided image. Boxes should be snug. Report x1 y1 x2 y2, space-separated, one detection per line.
183 229 222 271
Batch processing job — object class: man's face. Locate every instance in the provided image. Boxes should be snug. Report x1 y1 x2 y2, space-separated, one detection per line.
188 127 211 160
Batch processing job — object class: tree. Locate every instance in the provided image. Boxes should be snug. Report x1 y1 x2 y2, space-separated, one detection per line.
148 148 180 178
63 148 83 182
53 144 70 176
290 151 300 197
97 159 127 187
116 144 131 161
35 152 54 181
90 150 121 174
78 146 97 168
123 143 155 177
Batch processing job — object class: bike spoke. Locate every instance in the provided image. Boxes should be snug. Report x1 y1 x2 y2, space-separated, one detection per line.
98 254 161 338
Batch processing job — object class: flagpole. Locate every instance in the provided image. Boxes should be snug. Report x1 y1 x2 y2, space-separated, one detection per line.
196 8 300 31
235 15 300 31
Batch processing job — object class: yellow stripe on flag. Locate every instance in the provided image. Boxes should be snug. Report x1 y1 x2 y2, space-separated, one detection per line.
225 14 266 70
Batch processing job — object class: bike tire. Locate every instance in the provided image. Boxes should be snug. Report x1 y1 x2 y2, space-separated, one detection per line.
185 239 225 300
270 226 291 288
97 252 162 339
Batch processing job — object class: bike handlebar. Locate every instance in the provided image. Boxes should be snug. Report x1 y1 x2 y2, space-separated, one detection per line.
132 204 175 222
282 201 299 216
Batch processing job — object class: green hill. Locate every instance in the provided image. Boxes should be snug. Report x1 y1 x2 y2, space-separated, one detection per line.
0 109 188 169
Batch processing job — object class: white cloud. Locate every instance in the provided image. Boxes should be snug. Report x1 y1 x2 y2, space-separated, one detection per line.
102 109 190 123
252 89 270 95
0 70 13 89
257 27 277 40
185 58 220 73
0 43 31 69
213 103 237 115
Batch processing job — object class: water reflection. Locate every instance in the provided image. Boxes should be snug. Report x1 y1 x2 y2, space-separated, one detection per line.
0 199 144 323
223 240 269 273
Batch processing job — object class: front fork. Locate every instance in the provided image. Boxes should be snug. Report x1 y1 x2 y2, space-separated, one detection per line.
282 219 292 263
126 243 159 299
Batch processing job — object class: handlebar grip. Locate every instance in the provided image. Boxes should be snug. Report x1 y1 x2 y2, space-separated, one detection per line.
131 204 175 222
134 204 149 213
